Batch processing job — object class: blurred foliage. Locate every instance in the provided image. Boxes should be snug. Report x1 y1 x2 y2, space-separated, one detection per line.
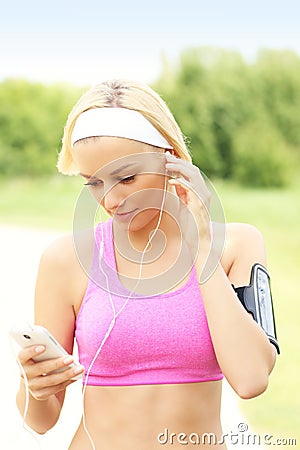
0 47 300 186
0 79 84 176
154 47 300 186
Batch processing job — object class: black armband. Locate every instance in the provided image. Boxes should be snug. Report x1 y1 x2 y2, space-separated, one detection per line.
233 263 280 354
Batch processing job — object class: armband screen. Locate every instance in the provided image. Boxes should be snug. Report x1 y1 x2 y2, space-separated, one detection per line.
233 263 280 354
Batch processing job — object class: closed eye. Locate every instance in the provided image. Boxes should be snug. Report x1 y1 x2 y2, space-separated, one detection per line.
84 179 103 187
84 175 136 187
118 175 136 184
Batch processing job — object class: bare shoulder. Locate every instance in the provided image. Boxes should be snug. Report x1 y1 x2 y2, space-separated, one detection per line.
36 230 92 311
39 232 81 273
222 223 267 286
225 222 266 255
39 228 94 273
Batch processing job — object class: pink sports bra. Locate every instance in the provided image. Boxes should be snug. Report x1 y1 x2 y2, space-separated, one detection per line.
75 219 223 386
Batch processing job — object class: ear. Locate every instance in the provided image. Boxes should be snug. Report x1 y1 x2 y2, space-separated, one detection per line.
165 149 176 156
168 179 189 205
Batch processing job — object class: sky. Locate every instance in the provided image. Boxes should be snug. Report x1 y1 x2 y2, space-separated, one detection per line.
1 0 300 86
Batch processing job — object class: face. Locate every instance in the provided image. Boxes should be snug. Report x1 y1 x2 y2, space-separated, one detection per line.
73 137 167 232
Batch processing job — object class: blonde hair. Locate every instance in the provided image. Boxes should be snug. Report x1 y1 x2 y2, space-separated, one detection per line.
57 79 191 175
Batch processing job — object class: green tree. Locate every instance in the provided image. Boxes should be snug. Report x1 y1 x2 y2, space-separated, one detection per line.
154 47 300 187
0 79 82 176
232 118 294 187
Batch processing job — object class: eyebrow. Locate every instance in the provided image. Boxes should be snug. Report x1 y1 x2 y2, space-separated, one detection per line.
79 173 98 179
80 163 138 179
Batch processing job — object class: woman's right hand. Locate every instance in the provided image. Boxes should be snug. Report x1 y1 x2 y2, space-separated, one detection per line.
17 345 85 401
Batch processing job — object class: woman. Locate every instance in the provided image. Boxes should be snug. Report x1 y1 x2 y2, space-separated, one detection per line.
16 79 277 449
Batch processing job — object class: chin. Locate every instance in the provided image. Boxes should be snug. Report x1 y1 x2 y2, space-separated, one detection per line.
128 209 161 232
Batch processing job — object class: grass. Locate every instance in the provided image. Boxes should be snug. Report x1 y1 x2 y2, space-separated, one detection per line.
0 175 83 231
1 174 299 443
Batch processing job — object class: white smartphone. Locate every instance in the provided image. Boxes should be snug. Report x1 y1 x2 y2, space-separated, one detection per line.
9 324 83 381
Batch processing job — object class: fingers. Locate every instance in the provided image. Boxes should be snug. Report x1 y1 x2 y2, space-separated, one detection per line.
165 161 195 182
168 177 192 190
165 154 210 205
165 152 199 173
28 377 75 401
27 365 81 400
168 178 191 205
17 345 85 401
17 344 46 365
165 153 207 192
26 355 70 377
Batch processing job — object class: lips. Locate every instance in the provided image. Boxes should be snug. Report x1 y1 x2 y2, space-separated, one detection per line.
115 208 139 222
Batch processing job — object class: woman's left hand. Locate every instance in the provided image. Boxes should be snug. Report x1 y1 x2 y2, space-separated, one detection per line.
165 152 212 249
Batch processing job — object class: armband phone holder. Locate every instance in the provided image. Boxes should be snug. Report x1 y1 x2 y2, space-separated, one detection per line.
233 263 280 354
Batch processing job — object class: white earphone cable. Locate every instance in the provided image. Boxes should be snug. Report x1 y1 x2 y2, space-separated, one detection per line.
9 337 42 450
81 174 167 449
12 172 168 450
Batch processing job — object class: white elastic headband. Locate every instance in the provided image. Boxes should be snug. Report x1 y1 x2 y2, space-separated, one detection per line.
71 107 173 149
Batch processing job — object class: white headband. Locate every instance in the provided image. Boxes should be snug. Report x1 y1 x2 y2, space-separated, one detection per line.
71 107 173 149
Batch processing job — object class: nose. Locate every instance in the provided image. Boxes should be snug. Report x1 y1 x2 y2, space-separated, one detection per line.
102 183 125 212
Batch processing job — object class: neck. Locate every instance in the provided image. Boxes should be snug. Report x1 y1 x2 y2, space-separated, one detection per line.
131 211 177 252
113 211 180 261
113 189 181 256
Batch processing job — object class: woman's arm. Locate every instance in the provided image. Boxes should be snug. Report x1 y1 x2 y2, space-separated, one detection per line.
165 154 277 399
197 223 277 399
16 236 85 434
